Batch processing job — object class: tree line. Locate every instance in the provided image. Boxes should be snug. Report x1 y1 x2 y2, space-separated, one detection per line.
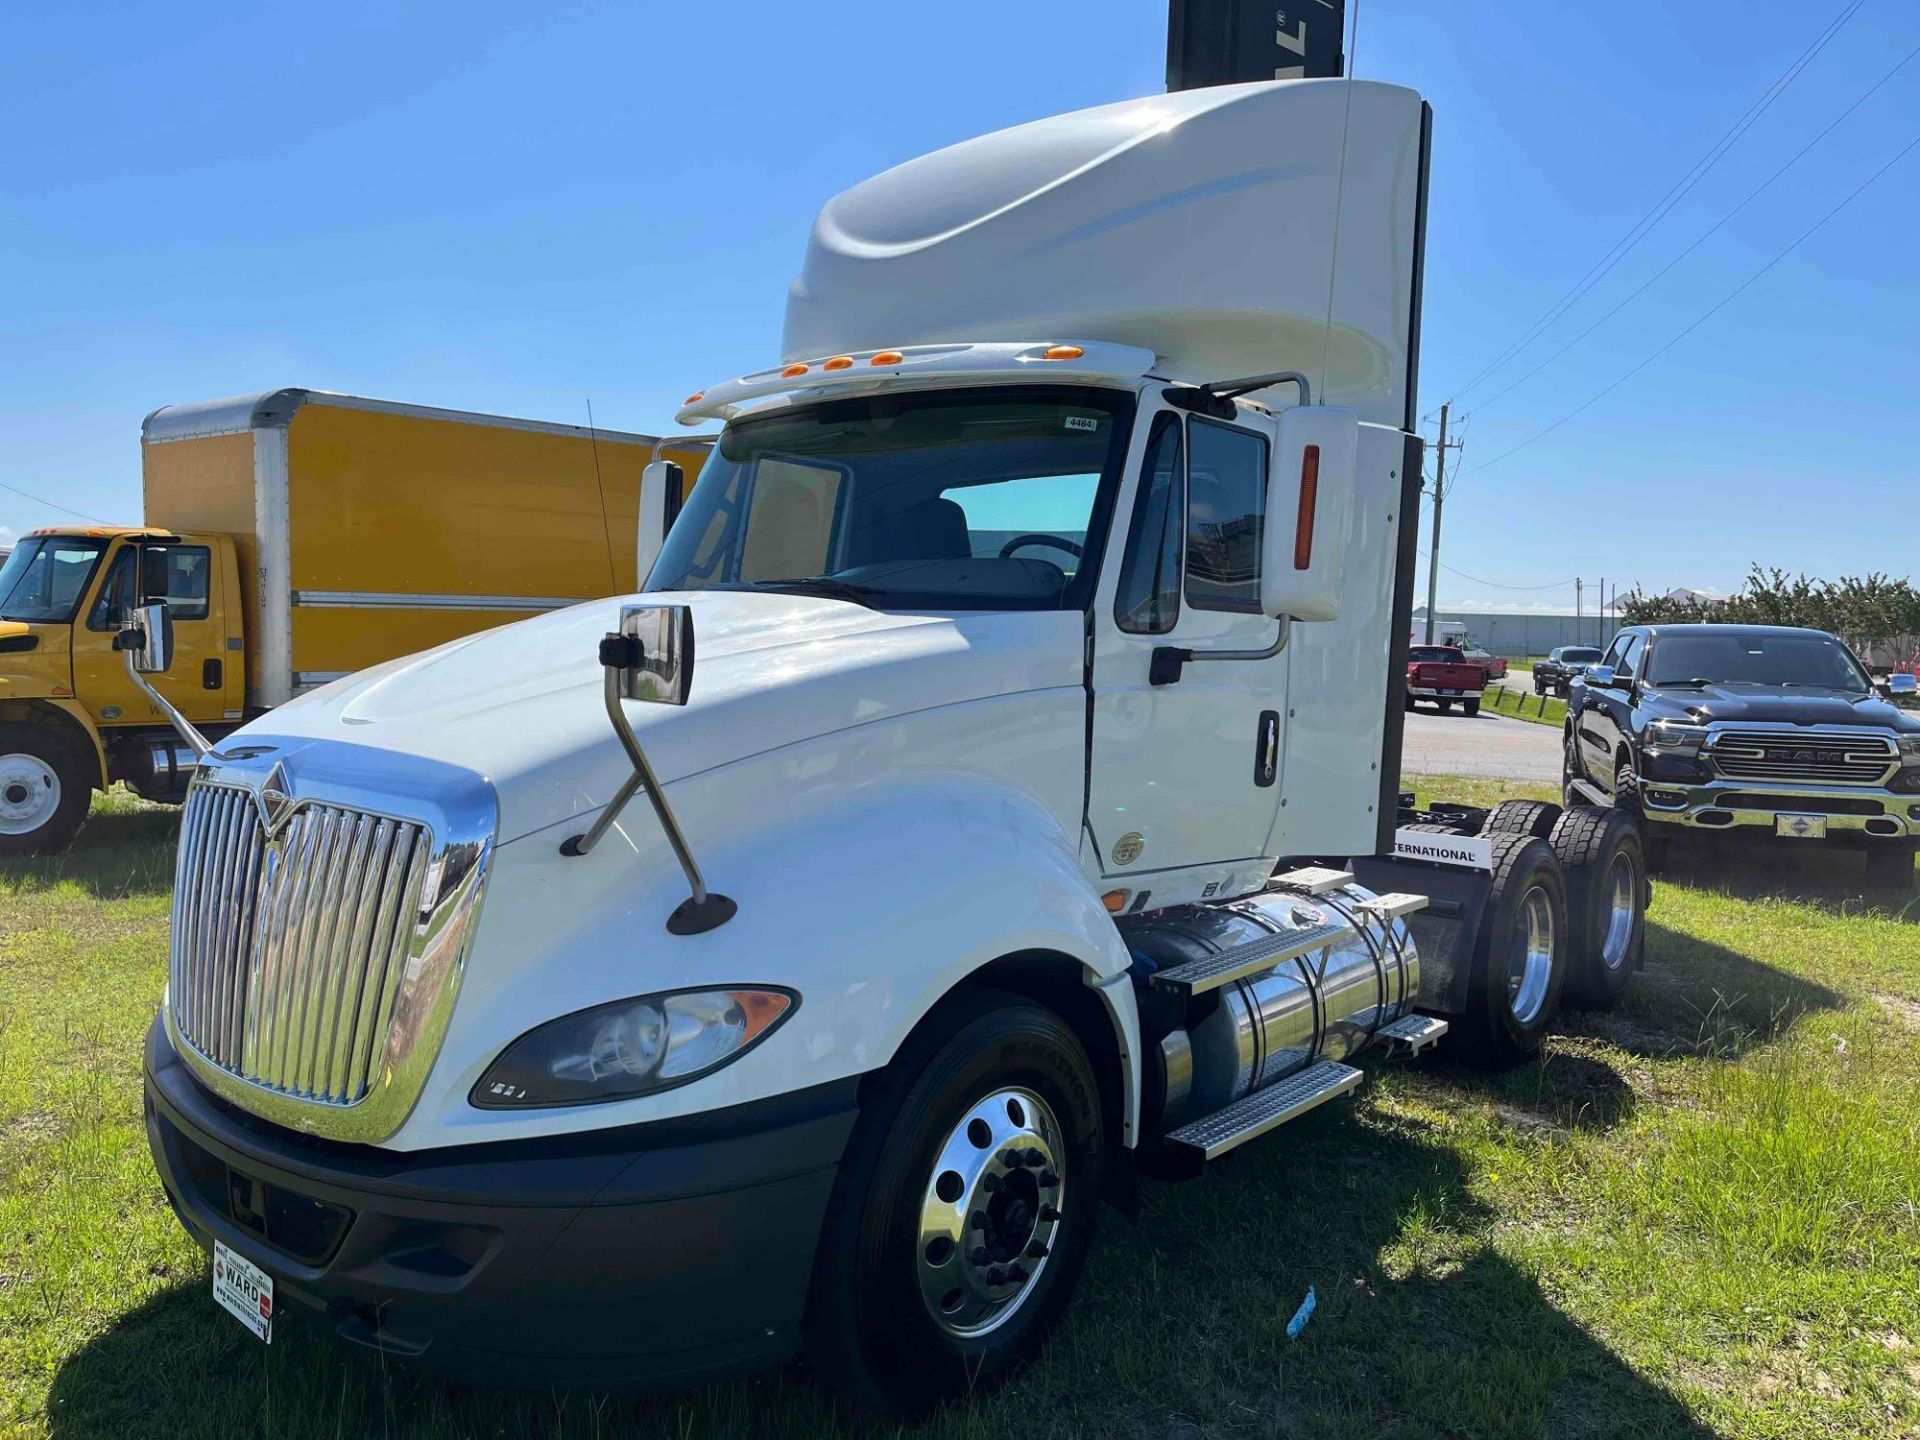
1620 567 1920 662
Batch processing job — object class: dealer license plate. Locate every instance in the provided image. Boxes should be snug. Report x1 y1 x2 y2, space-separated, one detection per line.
212 1239 274 1343
1774 813 1828 840
1440 689 1462 696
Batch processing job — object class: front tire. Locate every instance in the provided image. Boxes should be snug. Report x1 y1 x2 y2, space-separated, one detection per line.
807 993 1103 1417
0 725 91 856
1865 844 1918 891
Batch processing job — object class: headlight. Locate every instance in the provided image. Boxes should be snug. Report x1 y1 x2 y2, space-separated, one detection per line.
1647 722 1708 756
472 988 795 1108
1896 733 1920 761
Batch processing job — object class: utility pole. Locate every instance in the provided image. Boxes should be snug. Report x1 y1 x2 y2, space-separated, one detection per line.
1576 578 1584 644
1422 402 1463 642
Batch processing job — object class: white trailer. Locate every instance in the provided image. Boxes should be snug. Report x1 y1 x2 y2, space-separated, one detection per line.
138 78 1648 1414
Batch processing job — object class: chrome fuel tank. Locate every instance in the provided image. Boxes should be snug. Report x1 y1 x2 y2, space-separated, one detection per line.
1127 884 1419 1128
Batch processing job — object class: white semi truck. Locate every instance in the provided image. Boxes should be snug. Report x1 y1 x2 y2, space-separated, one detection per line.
138 78 1650 1414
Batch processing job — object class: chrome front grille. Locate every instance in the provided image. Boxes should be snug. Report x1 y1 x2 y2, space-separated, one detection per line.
1706 728 1897 786
164 739 496 1142
170 786 431 1105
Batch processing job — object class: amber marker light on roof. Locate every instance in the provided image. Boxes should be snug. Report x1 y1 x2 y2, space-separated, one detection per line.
1041 344 1085 360
822 355 854 371
780 363 809 378
684 391 704 405
869 350 905 366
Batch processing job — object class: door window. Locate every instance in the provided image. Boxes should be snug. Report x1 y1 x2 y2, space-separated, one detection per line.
1114 414 1185 635
1616 634 1645 681
87 545 212 630
1184 418 1268 613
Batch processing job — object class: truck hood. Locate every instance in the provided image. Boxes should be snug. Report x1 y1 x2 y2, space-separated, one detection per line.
246 591 1084 843
1647 683 1920 733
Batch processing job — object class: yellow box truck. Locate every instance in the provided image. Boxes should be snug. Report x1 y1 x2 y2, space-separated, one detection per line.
0 389 706 853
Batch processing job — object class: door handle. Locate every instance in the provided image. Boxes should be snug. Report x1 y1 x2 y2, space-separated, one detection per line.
1255 710 1279 788
202 658 222 691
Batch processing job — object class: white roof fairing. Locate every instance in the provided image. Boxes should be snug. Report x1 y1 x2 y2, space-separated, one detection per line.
782 79 1426 427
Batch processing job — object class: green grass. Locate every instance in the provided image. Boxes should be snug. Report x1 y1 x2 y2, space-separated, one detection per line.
1482 683 1569 730
4 783 1920 1438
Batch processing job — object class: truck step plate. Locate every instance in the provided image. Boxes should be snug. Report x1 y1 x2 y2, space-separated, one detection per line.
1359 892 1429 922
1268 866 1354 896
1377 1013 1449 1055
1148 920 1351 998
1165 1060 1363 1161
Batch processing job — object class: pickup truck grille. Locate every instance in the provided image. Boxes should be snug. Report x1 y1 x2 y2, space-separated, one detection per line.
170 785 432 1106
164 743 495 1142
1706 729 1896 786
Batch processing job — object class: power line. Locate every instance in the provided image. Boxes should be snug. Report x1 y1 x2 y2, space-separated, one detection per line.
0 477 112 526
1446 0 1864 406
1465 37 1920 419
1466 126 1920 478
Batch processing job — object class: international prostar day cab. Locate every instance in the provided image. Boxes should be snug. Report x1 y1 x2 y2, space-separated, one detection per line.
137 79 1648 1414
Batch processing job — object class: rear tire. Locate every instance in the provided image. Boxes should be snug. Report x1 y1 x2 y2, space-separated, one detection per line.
1463 698 1481 717
1550 807 1645 1009
1484 799 1562 841
1436 699 1453 714
807 993 1103 1418
1458 834 1568 1068
1865 845 1918 891
0 725 91 856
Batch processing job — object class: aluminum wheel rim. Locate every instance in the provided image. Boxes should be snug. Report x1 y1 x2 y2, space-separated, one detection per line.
1601 851 1637 971
0 753 59 835
916 1086 1065 1339
1506 883 1556 1025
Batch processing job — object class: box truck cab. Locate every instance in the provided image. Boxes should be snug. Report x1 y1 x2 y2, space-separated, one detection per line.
0 526 245 851
0 392 703 854
141 80 1648 1415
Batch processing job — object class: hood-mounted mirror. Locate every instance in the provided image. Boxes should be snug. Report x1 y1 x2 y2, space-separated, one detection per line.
561 604 736 935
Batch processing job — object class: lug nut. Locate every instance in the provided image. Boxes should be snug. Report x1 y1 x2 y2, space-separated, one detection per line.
970 1212 987 1231
1039 1205 1062 1222
1026 1148 1046 1167
1026 1240 1049 1259
1008 1263 1029 1283
1038 1171 1059 1189
983 1173 1002 1193
986 1266 1007 1286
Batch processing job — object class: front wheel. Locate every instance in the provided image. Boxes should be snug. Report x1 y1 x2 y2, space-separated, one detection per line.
807 993 1104 1417
1865 844 1918 891
0 725 92 856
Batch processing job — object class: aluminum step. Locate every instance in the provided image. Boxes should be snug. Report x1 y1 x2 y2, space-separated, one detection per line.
1164 1060 1363 1162
1268 865 1354 896
1147 920 1350 999
1359 892 1429 922
1377 1012 1449 1055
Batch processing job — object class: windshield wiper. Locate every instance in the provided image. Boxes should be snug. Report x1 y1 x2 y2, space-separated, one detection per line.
739 577 886 608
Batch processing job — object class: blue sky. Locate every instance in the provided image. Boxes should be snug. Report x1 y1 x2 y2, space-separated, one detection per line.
3 0 1914 610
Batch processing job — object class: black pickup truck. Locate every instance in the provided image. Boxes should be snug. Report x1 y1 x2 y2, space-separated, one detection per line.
1564 623 1920 887
1534 645 1604 697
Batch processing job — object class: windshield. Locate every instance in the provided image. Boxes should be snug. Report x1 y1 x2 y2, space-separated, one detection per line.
0 536 107 624
1560 648 1602 663
648 386 1133 610
1646 632 1871 691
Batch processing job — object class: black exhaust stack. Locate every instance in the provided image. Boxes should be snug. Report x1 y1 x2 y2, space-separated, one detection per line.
1166 0 1346 90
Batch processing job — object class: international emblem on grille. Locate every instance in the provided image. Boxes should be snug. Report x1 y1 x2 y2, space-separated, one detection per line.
252 762 296 841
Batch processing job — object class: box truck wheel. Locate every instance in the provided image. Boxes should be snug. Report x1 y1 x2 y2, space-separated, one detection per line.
807 991 1103 1416
1550 806 1645 1009
1459 835 1568 1067
0 726 90 856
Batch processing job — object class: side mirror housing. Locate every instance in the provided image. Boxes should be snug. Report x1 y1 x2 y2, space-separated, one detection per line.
1259 406 1358 621
115 602 175 674
1887 672 1917 696
603 603 695 705
1580 664 1617 689
636 460 684 585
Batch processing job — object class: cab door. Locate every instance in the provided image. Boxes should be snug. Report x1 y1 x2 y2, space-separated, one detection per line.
1087 405 1285 888
70 538 230 728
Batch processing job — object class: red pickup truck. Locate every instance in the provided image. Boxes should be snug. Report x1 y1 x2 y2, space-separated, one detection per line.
1405 645 1487 715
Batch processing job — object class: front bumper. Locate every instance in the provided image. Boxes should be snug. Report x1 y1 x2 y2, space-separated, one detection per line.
144 1017 859 1390
1639 779 1920 839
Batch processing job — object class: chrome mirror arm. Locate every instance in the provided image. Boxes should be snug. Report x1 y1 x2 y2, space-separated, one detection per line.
121 644 212 758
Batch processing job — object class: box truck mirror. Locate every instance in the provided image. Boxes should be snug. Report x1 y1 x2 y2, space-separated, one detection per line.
636 460 683 584
561 604 736 934
1260 406 1358 622
114 602 213 757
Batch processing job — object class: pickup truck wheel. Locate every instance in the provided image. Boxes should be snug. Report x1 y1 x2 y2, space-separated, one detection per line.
1463 698 1481 717
1550 807 1645 1009
1459 834 1568 1067
1435 699 1453 714
807 993 1102 1417
1484 799 1563 840
1864 844 1917 891
1611 760 1668 870
0 727 91 856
